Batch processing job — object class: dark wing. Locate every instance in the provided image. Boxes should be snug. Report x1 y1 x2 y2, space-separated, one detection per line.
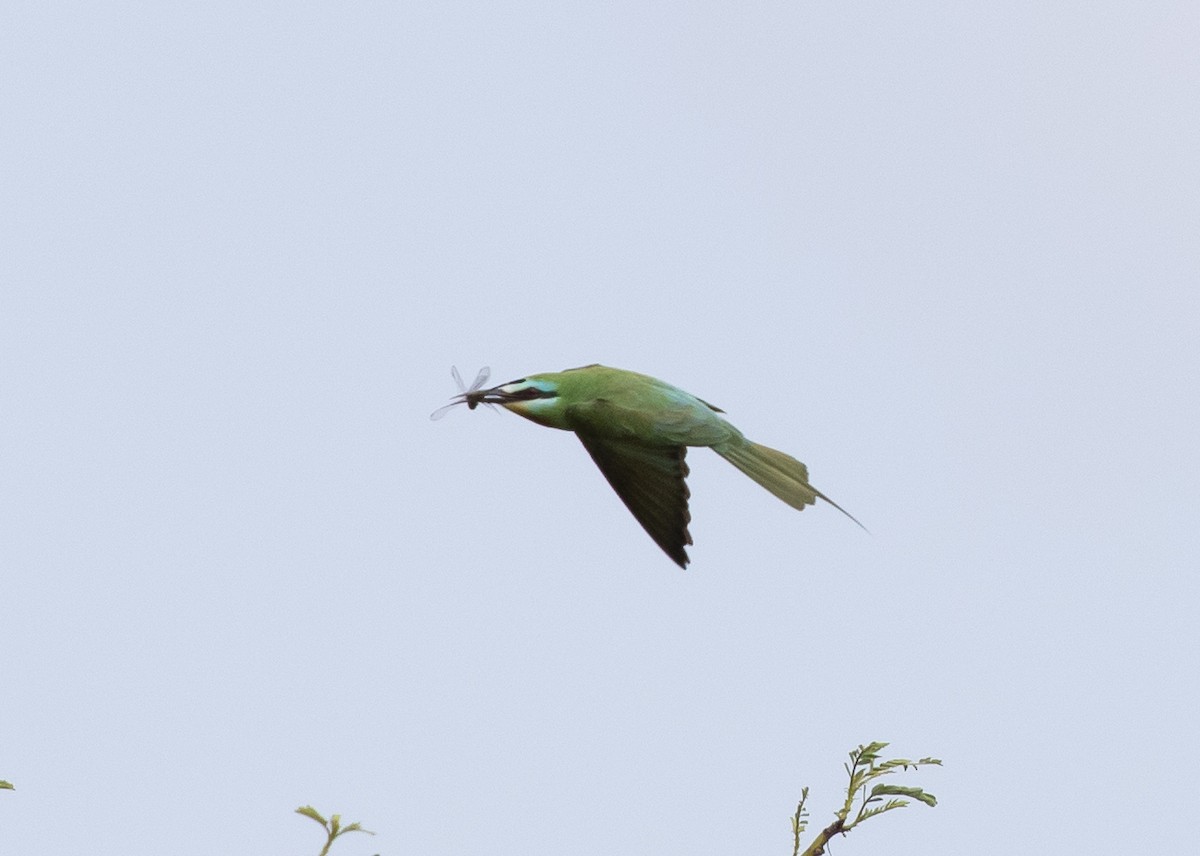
573 434 693 568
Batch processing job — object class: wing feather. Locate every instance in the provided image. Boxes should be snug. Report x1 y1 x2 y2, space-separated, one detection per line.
573 434 693 568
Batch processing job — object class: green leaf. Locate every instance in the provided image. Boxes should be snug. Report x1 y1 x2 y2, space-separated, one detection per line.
870 784 937 807
295 805 327 826
859 801 903 822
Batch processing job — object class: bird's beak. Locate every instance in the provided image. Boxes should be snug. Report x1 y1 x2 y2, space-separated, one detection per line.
463 385 500 410
463 384 534 410
432 369 551 421
433 378 555 420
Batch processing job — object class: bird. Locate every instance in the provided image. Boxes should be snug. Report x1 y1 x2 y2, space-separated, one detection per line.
432 364 863 567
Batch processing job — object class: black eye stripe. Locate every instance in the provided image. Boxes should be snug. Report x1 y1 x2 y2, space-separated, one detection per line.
499 380 556 400
510 386 555 401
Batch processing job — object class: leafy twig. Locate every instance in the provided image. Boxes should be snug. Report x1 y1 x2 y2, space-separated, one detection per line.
794 742 941 856
296 805 376 856
791 786 810 856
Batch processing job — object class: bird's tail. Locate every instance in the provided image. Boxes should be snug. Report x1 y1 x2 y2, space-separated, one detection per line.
713 439 867 530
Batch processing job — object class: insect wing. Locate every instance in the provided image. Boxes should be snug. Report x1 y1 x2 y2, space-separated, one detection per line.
467 366 490 392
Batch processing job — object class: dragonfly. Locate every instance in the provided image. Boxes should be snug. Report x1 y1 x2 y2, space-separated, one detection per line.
429 366 496 420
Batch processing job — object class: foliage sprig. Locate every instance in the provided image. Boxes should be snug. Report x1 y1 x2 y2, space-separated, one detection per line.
791 741 941 856
296 805 376 856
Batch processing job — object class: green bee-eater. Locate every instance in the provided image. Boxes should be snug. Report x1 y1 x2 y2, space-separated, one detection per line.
433 364 862 567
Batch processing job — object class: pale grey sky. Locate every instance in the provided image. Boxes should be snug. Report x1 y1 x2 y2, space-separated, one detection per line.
3 2 1198 855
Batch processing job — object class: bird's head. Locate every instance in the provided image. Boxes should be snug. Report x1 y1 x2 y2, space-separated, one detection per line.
465 375 565 427
431 365 605 428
